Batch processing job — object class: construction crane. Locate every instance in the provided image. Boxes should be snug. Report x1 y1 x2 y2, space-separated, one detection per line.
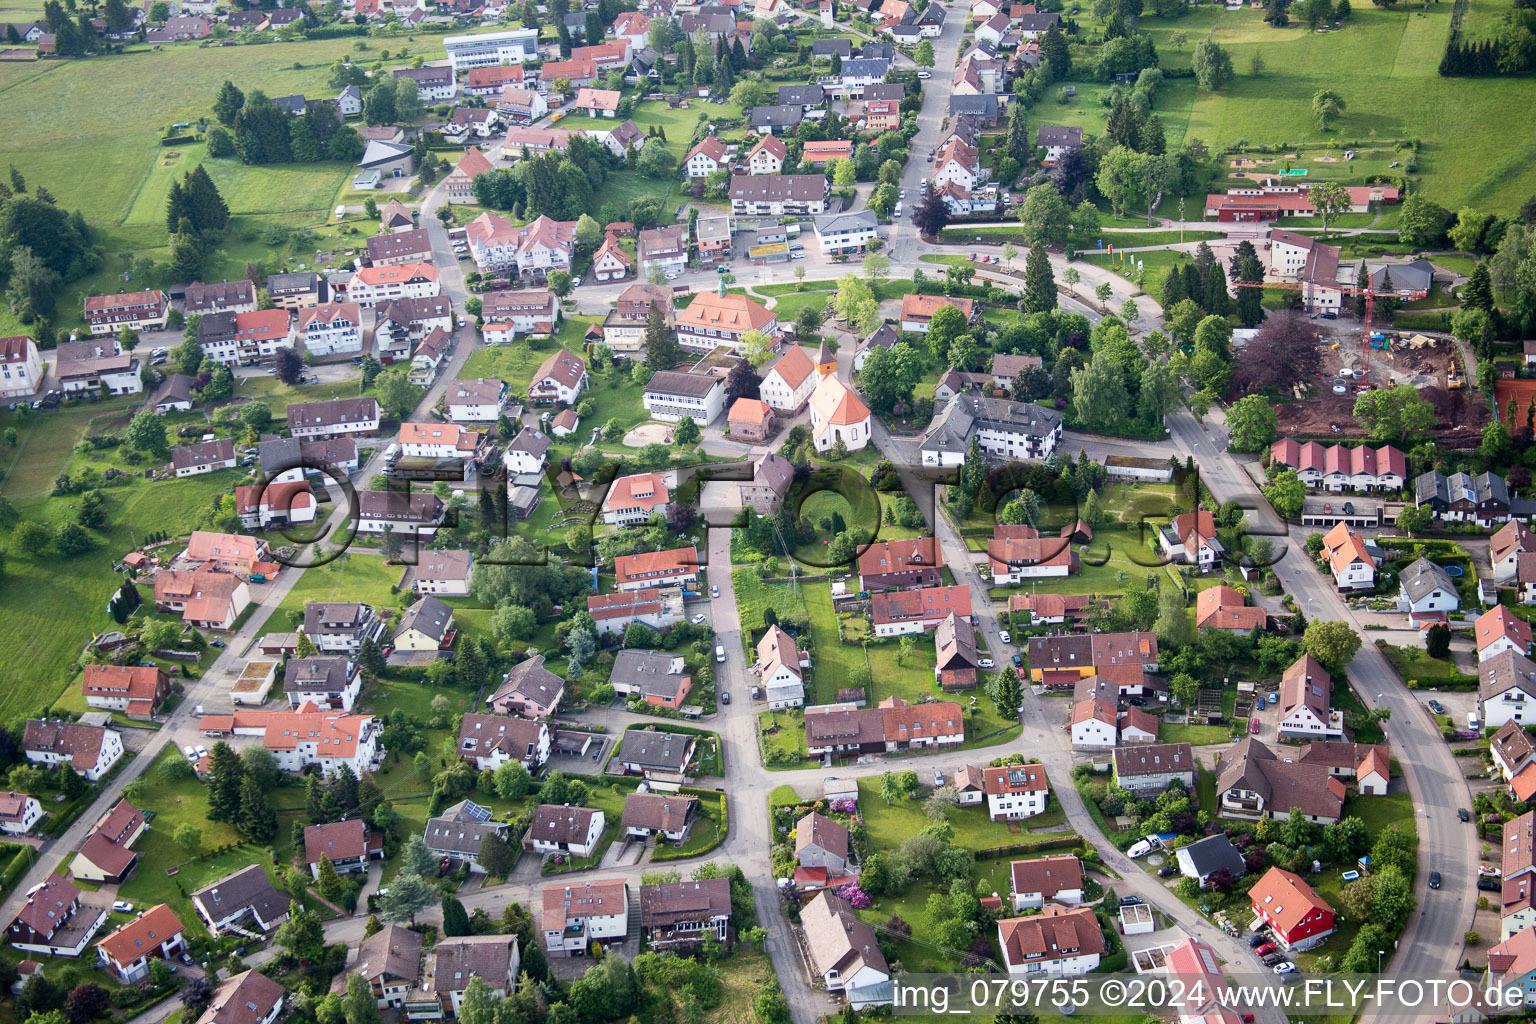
1232 277 1429 385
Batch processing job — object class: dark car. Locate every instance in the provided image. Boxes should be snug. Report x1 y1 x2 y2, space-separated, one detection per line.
721 692 731 705
1479 876 1503 892
1248 934 1266 948
1128 696 1148 707
1459 808 1471 822
1120 896 1142 906
1011 654 1023 667
1429 871 1442 889
1158 864 1178 877
1261 954 1284 967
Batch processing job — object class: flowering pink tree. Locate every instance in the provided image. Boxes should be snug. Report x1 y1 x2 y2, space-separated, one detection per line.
837 884 872 909
831 799 857 814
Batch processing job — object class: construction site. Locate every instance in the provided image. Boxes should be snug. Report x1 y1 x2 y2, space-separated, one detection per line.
1265 326 1489 445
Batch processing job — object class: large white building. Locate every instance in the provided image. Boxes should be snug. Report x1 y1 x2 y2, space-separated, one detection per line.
200 705 380 777
296 303 364 357
641 371 726 424
921 394 1063 466
982 763 1048 821
0 336 44 399
444 28 541 72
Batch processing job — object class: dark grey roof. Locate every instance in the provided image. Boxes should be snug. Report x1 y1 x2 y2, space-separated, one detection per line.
777 84 825 106
1415 470 1509 509
184 279 256 313
304 602 373 634
922 394 1063 455
396 596 453 643
258 435 302 477
152 373 195 408
949 94 1000 118
610 650 689 699
916 3 945 24
267 270 319 294
394 64 453 85
508 427 552 457
862 323 899 352
1179 834 1246 879
271 94 308 115
644 370 722 399
861 82 905 101
842 57 889 79
530 804 602 845
813 38 852 56
617 729 694 771
1399 556 1458 604
814 210 878 235
750 103 803 128
1016 12 1059 29
283 657 355 696
424 799 509 857
1481 650 1536 702
1369 258 1434 295
859 43 894 60
189 865 287 926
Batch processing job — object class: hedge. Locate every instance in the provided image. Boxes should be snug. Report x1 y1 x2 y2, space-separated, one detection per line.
0 843 35 891
623 722 718 739
972 835 1084 861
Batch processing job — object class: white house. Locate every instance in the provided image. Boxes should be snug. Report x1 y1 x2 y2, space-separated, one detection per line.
1481 651 1536 730
1321 522 1376 591
0 791 43 835
398 422 483 460
684 136 729 178
982 763 1048 821
22 720 124 781
1070 677 1119 751
807 374 871 453
503 427 552 475
0 336 44 399
1009 855 1084 912
800 891 892 1009
1399 557 1460 618
812 210 879 256
760 347 819 412
444 378 507 423
283 657 363 712
542 879 629 957
756 624 808 709
345 263 441 307
202 705 380 777
529 349 588 405
527 805 606 858
1278 654 1344 739
997 907 1104 976
1479 606 1534 663
1158 511 1224 571
1494 521 1536 584
602 472 671 527
296 303 364 357
641 371 726 424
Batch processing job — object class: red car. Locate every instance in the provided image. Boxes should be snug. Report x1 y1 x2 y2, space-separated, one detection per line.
1255 943 1277 956
1241 1015 1256 1022
1249 718 1261 734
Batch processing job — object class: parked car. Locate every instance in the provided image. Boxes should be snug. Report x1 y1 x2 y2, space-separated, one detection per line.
113 901 134 913
917 70 932 78
1459 807 1471 822
934 769 945 786
1011 654 1023 667
1120 896 1142 906
1262 954 1284 967
978 657 995 669
1428 700 1447 714
1158 863 1178 877
1255 943 1277 956
710 585 720 597
751 685 761 700
180 953 193 965
1274 963 1297 975
715 644 725 663
721 692 731 705
998 630 1011 644
1249 718 1261 734
210 639 225 648
1248 934 1266 948
692 613 706 624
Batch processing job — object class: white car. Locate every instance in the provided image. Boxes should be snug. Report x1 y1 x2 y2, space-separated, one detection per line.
998 630 1012 644
1274 963 1297 975
715 644 726 663
978 657 995 669
918 70 932 78
112 901 134 913
666 271 680 280
692 613 707 624
899 189 907 199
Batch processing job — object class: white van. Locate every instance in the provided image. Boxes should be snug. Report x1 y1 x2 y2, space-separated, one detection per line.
715 644 726 663
383 443 400 464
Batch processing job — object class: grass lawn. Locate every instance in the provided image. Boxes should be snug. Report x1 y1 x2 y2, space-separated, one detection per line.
1160 720 1240 745
1121 5 1536 211
0 396 146 498
701 950 775 1024
731 570 807 644
116 751 260 929
274 553 407 624
758 710 807 764
233 376 371 421
629 99 745 159
856 776 1069 854
1079 248 1191 299
0 471 235 721
651 790 727 860
1378 642 1478 688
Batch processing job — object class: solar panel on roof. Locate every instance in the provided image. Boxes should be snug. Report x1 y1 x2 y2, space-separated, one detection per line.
462 801 492 822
